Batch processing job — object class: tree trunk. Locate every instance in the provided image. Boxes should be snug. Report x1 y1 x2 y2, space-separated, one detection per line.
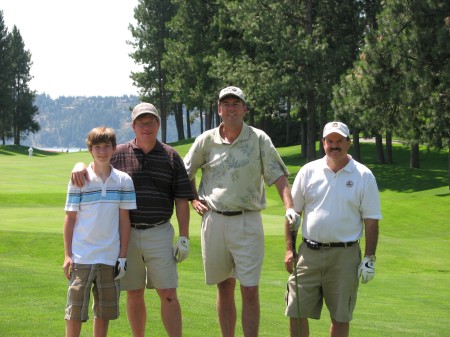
259 111 265 131
215 104 220 128
205 104 212 131
375 134 385 164
158 62 167 143
300 107 307 159
175 103 185 141
306 91 316 163
385 131 393 164
286 98 291 145
410 141 420 168
448 139 450 190
352 127 361 162
305 0 316 163
249 103 254 126
199 106 204 133
186 107 191 139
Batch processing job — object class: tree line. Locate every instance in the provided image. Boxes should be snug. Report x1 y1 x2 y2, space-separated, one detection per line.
24 94 205 149
1 2 449 186
128 0 448 181
0 10 38 146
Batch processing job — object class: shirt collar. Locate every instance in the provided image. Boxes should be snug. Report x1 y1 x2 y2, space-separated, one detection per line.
321 155 356 173
130 138 164 154
87 163 118 182
213 122 250 144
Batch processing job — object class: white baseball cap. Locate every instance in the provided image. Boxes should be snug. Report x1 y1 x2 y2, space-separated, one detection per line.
323 121 350 138
218 86 246 103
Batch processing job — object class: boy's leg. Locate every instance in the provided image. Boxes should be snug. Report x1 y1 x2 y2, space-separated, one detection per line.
93 317 110 337
65 319 82 337
91 265 119 335
65 264 93 337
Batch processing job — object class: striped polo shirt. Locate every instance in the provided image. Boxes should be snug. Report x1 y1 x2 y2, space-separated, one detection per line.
64 163 136 265
111 139 194 225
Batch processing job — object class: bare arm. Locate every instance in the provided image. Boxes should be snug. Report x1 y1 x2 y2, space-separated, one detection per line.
274 175 295 210
62 211 77 280
189 178 208 216
284 219 296 273
363 218 379 256
71 162 89 187
118 209 131 258
175 198 190 238
273 175 301 273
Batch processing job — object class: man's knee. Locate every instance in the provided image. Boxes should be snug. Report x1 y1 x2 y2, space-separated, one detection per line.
241 285 259 301
157 288 179 303
127 288 145 301
218 278 236 294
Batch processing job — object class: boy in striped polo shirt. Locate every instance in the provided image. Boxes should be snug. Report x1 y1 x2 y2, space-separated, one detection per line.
63 126 136 337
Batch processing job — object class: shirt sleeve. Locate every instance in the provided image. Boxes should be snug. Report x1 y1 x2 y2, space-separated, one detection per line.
119 173 137 210
361 176 382 220
184 136 205 180
172 150 196 200
64 181 81 211
259 132 289 186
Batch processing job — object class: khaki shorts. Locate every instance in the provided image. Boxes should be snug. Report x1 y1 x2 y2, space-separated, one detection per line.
65 264 119 322
285 242 361 322
120 221 178 290
201 210 264 286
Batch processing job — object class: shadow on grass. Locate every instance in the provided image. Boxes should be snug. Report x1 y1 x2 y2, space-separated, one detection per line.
281 142 448 193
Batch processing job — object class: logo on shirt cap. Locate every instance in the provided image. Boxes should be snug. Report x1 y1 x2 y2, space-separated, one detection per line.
346 180 354 188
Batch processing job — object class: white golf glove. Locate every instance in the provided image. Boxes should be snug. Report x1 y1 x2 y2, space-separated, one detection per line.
174 236 190 263
285 208 300 231
114 257 127 280
358 255 376 283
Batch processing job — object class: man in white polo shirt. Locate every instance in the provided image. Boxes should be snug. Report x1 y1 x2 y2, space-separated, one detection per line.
285 121 382 337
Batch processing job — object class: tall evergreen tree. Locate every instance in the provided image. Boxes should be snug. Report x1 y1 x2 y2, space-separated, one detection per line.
163 0 220 135
0 11 14 145
9 26 39 146
333 0 449 176
129 0 177 142
208 0 366 161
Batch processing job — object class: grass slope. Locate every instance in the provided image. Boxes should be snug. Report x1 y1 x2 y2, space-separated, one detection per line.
0 143 449 337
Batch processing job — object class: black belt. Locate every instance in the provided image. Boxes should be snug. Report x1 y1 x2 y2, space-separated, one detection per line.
212 210 244 216
131 220 166 230
303 238 357 249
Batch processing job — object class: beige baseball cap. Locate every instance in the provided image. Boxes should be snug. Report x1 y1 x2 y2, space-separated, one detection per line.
132 102 160 122
218 86 246 103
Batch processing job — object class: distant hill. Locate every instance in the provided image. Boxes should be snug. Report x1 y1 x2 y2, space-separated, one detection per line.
24 94 202 149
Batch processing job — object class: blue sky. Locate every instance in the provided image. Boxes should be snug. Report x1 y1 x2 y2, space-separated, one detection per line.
2 0 141 98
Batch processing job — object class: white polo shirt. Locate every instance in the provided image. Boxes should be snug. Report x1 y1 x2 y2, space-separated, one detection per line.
292 156 382 243
65 163 136 265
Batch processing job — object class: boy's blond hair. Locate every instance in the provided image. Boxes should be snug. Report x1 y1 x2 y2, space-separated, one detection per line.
85 126 117 150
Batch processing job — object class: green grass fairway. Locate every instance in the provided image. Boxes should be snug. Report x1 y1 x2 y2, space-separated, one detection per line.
0 143 449 337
